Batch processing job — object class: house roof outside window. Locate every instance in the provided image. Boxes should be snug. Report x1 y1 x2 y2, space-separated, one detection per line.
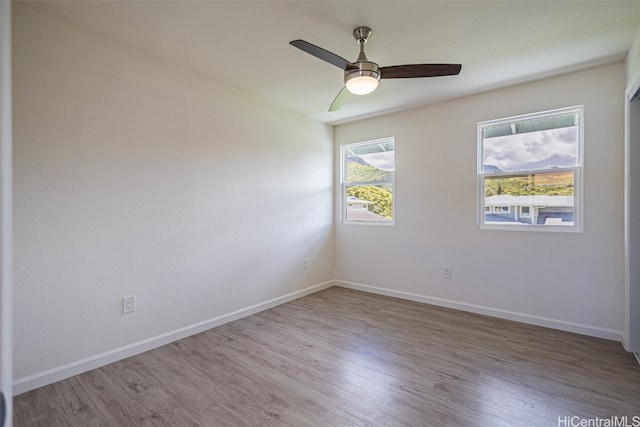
485 195 573 208
346 196 372 206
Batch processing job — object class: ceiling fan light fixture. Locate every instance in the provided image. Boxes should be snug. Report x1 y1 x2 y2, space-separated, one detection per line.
345 71 380 95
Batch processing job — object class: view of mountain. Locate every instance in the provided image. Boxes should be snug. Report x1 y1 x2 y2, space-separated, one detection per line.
346 156 394 219
483 164 503 173
347 156 394 183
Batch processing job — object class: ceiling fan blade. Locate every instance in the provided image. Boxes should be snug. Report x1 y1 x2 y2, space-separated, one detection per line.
380 64 462 79
329 86 350 112
290 40 358 71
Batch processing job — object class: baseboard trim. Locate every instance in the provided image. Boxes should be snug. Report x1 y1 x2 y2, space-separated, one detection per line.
13 280 334 395
335 280 623 342
14 279 625 395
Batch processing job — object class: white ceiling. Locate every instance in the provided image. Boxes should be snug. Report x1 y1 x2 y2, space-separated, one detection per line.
18 1 640 125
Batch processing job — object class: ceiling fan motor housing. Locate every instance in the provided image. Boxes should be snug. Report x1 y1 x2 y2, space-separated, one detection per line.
344 26 380 92
344 61 380 86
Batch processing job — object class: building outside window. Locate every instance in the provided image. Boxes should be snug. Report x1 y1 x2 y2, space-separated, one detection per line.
478 106 583 232
341 137 395 224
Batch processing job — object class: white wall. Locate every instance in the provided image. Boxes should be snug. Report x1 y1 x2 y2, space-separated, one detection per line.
335 63 626 340
627 28 640 85
626 95 640 353
12 4 334 392
0 0 13 424
625 27 640 352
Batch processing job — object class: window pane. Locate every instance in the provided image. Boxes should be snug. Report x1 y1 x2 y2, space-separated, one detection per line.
478 106 582 232
346 185 393 222
345 144 394 184
342 138 395 224
483 113 577 138
482 114 579 173
484 171 575 226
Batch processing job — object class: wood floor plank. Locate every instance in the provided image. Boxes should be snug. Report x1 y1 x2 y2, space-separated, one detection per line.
13 287 640 426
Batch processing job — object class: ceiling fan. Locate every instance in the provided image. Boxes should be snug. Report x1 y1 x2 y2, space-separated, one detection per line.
290 26 462 112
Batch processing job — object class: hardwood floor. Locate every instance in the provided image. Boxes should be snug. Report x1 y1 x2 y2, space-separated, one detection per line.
13 287 640 426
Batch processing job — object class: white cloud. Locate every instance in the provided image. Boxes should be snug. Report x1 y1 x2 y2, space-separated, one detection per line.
360 151 395 171
483 127 578 172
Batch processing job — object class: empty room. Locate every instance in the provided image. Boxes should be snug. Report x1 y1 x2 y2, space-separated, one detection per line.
2 0 640 426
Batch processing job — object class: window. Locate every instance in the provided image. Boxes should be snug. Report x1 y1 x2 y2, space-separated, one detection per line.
341 137 395 224
478 106 583 232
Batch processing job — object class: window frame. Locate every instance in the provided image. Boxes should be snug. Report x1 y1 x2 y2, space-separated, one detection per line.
477 106 584 232
341 137 395 226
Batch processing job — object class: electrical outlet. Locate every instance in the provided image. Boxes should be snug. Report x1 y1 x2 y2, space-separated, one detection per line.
122 295 136 314
303 258 310 270
443 266 452 279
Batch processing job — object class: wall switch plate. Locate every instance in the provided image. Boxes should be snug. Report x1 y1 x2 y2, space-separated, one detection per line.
303 258 310 270
443 266 452 279
122 295 136 314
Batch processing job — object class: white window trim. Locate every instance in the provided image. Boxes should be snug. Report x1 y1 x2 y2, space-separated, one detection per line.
341 137 395 226
477 106 584 232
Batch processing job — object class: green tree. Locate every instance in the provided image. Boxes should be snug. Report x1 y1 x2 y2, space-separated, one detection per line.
347 186 393 219
485 173 574 197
